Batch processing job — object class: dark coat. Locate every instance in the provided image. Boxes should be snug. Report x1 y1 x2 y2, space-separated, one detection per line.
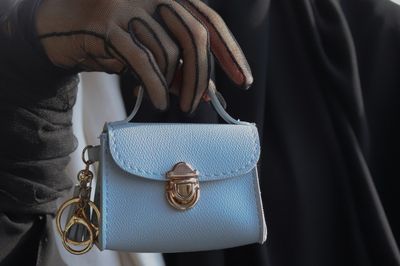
0 1 77 265
160 0 400 265
1 0 400 265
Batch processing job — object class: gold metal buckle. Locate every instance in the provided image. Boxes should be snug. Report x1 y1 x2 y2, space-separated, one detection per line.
166 162 200 210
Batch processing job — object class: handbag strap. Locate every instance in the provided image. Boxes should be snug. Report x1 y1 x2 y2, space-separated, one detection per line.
122 85 250 125
89 85 251 162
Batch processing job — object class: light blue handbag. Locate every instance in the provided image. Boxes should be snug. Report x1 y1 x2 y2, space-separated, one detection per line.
56 87 267 254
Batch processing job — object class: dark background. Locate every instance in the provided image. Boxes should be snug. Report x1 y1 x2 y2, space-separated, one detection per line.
122 0 400 265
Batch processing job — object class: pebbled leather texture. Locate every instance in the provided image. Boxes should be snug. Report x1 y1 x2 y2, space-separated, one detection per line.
98 122 267 252
108 123 260 180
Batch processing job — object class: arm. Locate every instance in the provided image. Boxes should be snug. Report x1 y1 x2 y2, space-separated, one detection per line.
0 3 78 264
0 0 74 87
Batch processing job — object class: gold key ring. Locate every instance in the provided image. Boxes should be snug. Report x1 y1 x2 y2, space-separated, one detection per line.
62 215 94 255
56 198 100 253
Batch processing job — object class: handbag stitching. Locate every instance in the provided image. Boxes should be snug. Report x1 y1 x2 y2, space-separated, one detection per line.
102 150 263 249
252 168 263 243
105 138 110 248
103 124 263 248
103 168 262 249
108 124 260 178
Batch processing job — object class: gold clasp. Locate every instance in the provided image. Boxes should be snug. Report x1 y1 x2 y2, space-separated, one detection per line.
166 162 200 211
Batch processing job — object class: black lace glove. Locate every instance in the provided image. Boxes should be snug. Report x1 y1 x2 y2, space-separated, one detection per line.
35 0 253 113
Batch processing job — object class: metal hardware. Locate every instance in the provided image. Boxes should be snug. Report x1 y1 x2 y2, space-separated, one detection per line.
56 198 100 255
82 145 94 165
55 145 100 255
166 162 200 210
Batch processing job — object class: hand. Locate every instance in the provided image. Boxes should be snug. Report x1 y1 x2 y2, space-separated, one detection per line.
36 0 253 113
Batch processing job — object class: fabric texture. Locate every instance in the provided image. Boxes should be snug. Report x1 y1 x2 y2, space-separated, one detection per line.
0 0 77 265
1 0 400 265
158 0 400 265
0 0 77 215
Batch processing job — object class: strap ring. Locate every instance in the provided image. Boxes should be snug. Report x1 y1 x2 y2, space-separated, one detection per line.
82 145 94 165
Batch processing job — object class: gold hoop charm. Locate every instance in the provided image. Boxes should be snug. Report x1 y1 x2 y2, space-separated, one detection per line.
62 215 94 255
166 162 200 211
56 197 100 254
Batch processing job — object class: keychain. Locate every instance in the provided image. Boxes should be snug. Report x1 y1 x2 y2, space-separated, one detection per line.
56 146 100 255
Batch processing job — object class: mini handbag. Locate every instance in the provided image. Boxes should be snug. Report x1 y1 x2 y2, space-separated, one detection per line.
56 86 267 255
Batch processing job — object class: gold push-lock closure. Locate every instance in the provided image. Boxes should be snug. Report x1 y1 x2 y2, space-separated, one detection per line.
166 162 200 211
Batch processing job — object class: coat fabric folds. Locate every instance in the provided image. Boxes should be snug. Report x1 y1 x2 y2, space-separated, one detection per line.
1 0 400 265
155 0 400 265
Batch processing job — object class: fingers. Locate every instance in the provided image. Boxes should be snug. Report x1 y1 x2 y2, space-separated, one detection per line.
106 25 169 110
177 0 253 89
115 1 249 113
79 34 126 73
128 14 180 86
157 1 211 113
37 0 252 114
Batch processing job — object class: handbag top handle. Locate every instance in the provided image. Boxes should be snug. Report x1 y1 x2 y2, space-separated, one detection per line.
122 84 251 125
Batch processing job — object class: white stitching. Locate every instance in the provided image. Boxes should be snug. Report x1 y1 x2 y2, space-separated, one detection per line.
104 139 109 247
108 124 260 179
252 167 264 243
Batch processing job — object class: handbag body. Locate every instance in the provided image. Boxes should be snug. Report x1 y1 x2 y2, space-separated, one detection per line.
98 120 266 252
58 87 267 254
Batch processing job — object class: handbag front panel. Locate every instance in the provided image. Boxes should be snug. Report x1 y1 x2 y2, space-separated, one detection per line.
97 131 266 252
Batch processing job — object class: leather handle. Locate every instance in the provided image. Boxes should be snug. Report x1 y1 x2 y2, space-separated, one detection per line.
124 86 145 122
122 86 250 125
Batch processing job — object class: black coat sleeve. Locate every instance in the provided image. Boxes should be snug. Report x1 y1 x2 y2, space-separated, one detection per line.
0 1 78 264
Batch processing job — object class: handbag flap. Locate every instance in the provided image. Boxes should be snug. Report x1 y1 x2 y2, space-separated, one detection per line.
105 122 260 181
